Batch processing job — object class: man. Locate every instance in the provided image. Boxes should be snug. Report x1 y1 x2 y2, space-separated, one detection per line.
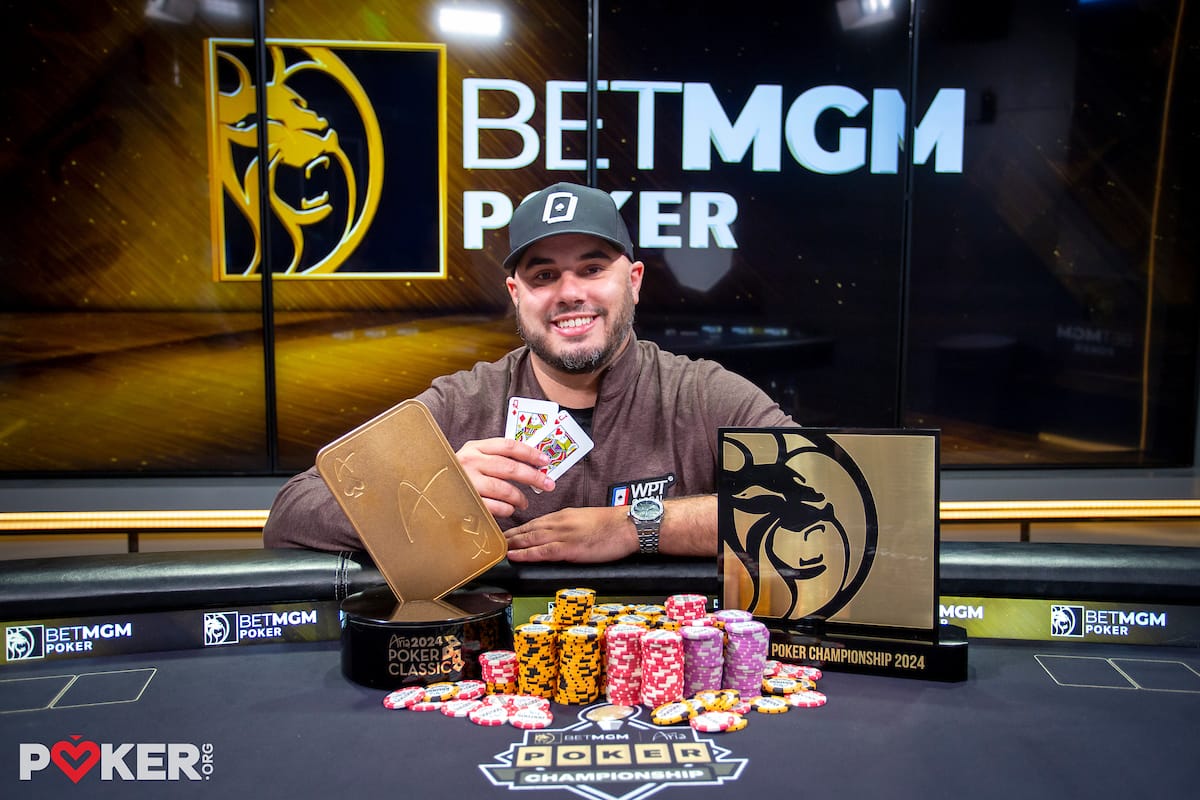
263 182 794 560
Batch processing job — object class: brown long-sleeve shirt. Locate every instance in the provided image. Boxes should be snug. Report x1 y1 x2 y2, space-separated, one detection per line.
262 339 794 551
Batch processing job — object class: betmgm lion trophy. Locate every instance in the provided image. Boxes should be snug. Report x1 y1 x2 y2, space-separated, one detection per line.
718 428 967 682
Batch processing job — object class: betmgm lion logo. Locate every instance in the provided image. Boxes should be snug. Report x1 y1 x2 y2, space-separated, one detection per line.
6 625 45 661
204 39 446 279
720 430 878 622
203 612 238 646
1050 605 1085 638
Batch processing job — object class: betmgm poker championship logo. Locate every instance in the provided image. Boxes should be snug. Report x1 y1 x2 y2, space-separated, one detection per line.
204 39 446 279
481 703 746 799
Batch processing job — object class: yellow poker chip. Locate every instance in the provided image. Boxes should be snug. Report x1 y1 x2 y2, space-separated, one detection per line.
750 696 790 714
423 682 459 702
762 676 804 695
650 701 695 726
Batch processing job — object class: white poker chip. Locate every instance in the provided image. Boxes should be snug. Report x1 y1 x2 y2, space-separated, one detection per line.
784 689 828 708
382 686 426 710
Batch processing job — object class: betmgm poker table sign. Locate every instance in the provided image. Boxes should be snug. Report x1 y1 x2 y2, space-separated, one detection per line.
718 428 967 682
317 400 514 689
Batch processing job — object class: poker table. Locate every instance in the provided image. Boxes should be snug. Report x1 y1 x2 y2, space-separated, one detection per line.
2 544 1199 798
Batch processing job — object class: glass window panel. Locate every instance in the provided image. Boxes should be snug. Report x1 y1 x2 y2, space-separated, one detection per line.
263 0 587 471
905 0 1197 466
598 0 912 427
0 0 269 474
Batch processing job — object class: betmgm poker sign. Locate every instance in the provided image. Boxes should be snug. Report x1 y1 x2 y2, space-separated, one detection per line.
719 428 963 680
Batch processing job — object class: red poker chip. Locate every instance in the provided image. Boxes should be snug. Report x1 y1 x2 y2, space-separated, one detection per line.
455 680 488 701
505 695 552 712
382 686 426 710
509 707 555 730
409 700 445 712
469 704 512 727
778 662 822 682
689 711 747 733
441 699 484 718
784 690 828 708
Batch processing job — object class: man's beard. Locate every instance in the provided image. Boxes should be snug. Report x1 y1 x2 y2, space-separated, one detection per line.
516 289 636 375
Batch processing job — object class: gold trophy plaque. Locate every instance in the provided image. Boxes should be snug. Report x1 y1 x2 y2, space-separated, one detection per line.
718 428 967 682
317 399 512 688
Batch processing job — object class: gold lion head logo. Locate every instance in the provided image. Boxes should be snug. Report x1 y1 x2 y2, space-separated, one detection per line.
207 42 384 277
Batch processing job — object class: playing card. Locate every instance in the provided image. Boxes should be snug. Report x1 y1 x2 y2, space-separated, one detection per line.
527 409 594 481
505 396 559 442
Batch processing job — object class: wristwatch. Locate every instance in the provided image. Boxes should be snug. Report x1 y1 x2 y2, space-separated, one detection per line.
629 497 664 554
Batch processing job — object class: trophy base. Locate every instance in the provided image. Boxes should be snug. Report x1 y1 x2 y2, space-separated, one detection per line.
340 585 513 690
766 623 969 682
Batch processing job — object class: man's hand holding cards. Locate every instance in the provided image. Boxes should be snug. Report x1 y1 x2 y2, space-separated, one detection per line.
506 397 594 489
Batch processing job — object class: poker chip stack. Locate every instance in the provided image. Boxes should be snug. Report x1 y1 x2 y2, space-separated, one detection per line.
722 620 771 699
555 624 604 705
680 624 724 696
478 650 520 695
639 629 685 707
604 623 646 705
665 594 709 625
514 623 559 698
600 623 648 705
552 588 597 629
713 609 754 629
594 602 630 618
632 604 666 627
614 613 650 628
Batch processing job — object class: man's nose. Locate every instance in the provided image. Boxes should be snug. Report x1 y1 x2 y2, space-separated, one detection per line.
555 271 587 303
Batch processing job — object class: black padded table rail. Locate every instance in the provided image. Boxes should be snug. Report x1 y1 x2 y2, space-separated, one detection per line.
2 541 1199 620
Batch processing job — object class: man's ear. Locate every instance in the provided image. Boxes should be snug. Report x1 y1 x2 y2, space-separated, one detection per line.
629 260 645 302
505 274 519 307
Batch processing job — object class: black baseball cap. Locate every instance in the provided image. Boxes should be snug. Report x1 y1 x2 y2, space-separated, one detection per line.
503 182 634 271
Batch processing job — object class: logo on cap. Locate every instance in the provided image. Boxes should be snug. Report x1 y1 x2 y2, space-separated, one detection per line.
542 192 579 224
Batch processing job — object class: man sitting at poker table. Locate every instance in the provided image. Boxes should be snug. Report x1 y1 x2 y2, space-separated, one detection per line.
263 182 794 562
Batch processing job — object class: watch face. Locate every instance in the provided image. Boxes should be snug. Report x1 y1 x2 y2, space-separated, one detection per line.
631 498 662 521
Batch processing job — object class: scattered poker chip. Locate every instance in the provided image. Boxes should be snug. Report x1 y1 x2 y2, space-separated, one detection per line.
441 699 484 718
509 695 553 712
382 686 426 710
650 701 694 726
454 680 488 701
409 700 445 712
468 704 511 727
730 698 753 715
778 663 823 682
762 676 805 695
750 696 790 714
423 682 459 702
690 711 748 733
509 706 555 730
784 689 828 708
